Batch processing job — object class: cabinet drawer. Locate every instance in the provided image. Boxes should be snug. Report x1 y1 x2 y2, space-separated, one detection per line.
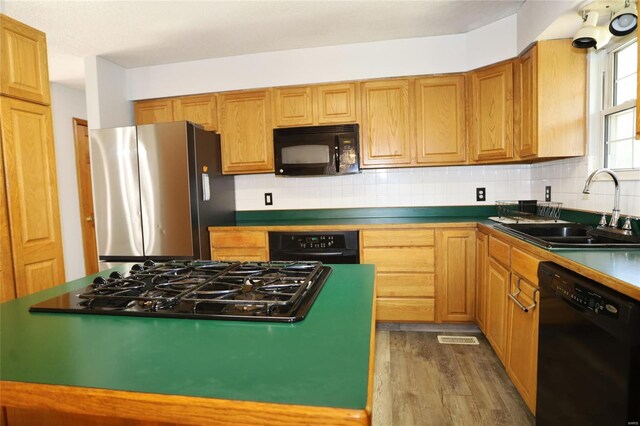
211 248 268 262
362 247 434 273
376 298 435 322
210 231 267 248
376 273 435 298
511 247 540 286
489 236 510 267
361 229 434 247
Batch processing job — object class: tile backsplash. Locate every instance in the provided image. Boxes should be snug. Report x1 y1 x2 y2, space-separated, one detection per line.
531 157 640 217
235 161 640 216
235 165 532 210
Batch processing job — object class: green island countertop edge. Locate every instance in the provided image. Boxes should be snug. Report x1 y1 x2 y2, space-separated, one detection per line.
0 264 375 410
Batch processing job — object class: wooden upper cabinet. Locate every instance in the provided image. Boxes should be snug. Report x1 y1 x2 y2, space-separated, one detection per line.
174 94 218 131
0 96 65 297
514 40 586 159
0 14 50 105
435 229 476 322
134 99 174 125
360 79 412 167
218 89 274 174
415 75 466 164
273 83 357 127
273 86 314 127
469 61 514 162
317 83 357 124
637 40 640 139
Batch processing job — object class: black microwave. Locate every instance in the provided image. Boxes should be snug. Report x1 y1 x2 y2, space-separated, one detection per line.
273 124 359 176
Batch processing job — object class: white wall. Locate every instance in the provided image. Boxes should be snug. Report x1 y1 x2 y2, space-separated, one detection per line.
517 1 578 53
85 56 133 129
50 83 87 280
125 15 523 101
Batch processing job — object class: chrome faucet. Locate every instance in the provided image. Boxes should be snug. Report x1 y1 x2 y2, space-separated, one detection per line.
582 168 621 228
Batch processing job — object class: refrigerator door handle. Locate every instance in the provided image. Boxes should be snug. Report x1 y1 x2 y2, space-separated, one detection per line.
202 173 211 201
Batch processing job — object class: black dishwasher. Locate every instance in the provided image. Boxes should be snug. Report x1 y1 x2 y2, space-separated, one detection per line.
537 262 640 426
269 231 359 264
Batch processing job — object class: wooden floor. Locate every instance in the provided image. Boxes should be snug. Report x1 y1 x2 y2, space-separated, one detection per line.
373 328 535 426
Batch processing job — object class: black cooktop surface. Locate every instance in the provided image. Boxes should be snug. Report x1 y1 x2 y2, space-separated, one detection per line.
30 260 332 322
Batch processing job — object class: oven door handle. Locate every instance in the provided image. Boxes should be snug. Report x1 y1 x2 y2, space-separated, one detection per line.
334 136 340 173
275 250 348 257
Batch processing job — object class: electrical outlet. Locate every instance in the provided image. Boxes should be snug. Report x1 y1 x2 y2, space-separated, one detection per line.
476 187 486 202
545 186 551 202
264 193 273 206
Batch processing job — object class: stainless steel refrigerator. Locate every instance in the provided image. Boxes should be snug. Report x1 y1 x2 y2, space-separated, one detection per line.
90 121 235 262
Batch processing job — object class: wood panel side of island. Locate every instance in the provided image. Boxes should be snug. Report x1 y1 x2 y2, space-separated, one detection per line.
1 381 371 426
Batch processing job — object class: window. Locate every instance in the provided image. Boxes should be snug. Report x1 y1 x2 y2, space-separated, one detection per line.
603 39 638 170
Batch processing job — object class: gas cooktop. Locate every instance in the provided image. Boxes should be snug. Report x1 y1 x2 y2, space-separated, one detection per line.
30 260 332 323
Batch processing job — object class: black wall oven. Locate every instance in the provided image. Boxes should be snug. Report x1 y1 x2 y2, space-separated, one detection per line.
273 124 359 176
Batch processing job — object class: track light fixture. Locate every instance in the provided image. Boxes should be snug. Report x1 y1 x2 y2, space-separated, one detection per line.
609 0 638 36
572 0 638 50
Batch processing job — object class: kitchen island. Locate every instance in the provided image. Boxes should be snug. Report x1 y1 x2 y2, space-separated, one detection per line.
0 264 376 425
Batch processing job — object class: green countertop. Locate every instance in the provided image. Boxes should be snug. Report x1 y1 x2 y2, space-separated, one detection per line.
0 264 375 410
553 250 640 288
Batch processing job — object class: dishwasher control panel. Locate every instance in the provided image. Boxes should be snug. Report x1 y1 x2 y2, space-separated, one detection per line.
554 277 620 318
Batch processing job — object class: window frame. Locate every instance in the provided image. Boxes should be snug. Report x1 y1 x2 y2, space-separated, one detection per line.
600 35 639 180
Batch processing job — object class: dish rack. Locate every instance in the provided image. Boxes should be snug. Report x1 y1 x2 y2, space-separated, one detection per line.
495 200 563 222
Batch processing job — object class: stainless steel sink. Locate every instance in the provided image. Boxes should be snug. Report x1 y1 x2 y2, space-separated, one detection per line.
495 223 640 249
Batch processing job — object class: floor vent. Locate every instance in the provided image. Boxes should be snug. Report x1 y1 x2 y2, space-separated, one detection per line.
437 335 480 345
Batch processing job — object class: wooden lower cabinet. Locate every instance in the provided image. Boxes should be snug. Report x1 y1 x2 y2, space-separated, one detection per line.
506 274 539 413
361 228 435 322
475 231 488 332
435 229 476 322
481 235 542 415
485 258 509 364
376 298 435 322
209 229 269 262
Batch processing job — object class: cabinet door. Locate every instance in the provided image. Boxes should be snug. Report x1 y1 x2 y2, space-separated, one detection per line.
317 83 357 124
174 94 217 131
218 90 274 174
0 145 16 302
0 96 65 296
0 15 50 105
486 258 509 364
637 41 640 139
475 231 488 332
469 61 514 162
273 87 313 127
360 79 412 166
435 229 476 322
514 45 537 158
134 99 174 125
506 274 539 413
415 75 466 164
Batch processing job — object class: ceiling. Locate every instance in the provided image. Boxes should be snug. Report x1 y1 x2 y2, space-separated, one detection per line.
2 0 528 89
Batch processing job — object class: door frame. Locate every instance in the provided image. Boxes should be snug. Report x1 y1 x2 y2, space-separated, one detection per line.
73 117 99 275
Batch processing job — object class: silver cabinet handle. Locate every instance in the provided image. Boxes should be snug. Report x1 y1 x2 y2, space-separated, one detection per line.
508 278 538 313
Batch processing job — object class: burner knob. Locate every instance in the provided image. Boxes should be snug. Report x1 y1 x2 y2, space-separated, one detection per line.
109 271 123 279
143 259 156 267
92 276 108 286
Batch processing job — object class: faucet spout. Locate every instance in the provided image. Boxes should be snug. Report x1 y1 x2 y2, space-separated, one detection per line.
583 168 621 227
